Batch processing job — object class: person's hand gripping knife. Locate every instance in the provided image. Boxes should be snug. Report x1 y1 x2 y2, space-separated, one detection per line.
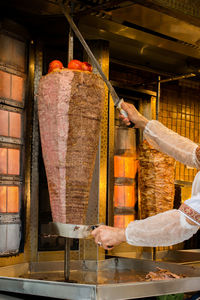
92 102 200 250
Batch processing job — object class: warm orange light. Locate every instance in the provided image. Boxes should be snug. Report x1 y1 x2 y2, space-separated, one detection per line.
114 155 138 178
8 149 20 175
7 186 19 212
114 153 138 227
0 70 11 99
114 215 134 228
114 185 136 207
0 148 7 174
0 110 8 136
11 75 23 102
114 155 124 177
0 186 19 213
0 186 7 212
10 112 21 138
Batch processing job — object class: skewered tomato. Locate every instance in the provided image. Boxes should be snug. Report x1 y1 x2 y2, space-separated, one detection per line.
81 62 92 72
48 60 64 73
68 59 82 70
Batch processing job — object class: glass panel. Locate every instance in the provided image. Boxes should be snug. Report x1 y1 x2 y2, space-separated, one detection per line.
124 157 137 178
6 224 21 250
0 186 7 212
0 34 25 71
11 75 23 102
114 186 125 207
0 110 8 136
7 186 19 213
124 185 136 207
8 149 20 175
0 225 7 252
115 127 136 154
9 112 21 138
114 156 125 177
114 215 134 228
0 148 7 174
114 185 136 208
114 155 137 178
0 34 12 66
0 70 11 99
12 39 26 71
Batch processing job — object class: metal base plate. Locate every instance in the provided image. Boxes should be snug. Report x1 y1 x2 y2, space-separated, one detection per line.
0 258 200 299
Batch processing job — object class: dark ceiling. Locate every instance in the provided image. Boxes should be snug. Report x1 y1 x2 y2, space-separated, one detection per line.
2 0 200 76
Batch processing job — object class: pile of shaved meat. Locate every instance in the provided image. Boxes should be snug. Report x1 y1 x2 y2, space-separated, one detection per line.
145 267 184 281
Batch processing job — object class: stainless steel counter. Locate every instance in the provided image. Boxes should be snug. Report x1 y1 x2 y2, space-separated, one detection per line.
0 257 200 300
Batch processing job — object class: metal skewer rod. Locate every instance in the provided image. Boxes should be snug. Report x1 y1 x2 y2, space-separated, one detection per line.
156 75 161 121
64 238 71 281
65 0 74 281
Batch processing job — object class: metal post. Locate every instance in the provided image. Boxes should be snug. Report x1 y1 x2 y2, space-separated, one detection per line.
68 1 74 63
64 1 74 281
156 75 161 120
153 75 161 260
64 238 71 281
68 26 73 63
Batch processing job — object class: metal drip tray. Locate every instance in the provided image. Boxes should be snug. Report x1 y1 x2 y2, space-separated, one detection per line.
0 258 200 299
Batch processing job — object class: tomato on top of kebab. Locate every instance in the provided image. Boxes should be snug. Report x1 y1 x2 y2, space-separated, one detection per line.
47 59 93 73
68 59 82 70
81 62 92 72
48 60 64 73
68 59 93 72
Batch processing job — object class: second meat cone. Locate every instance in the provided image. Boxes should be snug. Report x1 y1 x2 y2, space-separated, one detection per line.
38 69 105 224
139 140 175 219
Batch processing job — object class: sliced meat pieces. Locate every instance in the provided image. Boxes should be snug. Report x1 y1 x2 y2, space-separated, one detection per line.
145 267 184 281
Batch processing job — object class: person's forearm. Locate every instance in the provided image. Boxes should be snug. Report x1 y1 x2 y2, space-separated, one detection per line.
138 117 149 130
143 120 200 168
125 210 198 247
120 102 149 129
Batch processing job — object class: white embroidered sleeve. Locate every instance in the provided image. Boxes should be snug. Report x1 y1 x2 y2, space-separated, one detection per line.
125 209 198 247
179 193 200 226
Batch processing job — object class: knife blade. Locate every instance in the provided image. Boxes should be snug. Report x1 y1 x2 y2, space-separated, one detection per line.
50 222 97 239
58 0 134 127
50 222 113 248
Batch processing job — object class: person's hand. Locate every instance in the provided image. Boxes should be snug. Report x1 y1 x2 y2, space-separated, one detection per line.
91 225 126 250
119 102 149 129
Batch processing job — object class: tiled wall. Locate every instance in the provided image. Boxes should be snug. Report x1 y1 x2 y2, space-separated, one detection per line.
159 81 200 182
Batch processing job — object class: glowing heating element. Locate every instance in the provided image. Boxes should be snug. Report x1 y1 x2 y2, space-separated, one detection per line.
0 186 19 213
114 154 138 228
0 30 26 256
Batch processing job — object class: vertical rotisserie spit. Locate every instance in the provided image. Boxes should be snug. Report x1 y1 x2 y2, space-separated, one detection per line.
38 69 105 224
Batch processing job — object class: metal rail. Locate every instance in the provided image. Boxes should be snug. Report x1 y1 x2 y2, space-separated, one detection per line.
132 72 197 88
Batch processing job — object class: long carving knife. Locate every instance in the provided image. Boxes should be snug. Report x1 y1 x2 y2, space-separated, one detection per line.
50 222 113 248
58 0 134 127
50 222 98 239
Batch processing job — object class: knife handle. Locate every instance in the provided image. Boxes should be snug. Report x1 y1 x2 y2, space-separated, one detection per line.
91 225 113 248
119 108 135 128
127 121 135 128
